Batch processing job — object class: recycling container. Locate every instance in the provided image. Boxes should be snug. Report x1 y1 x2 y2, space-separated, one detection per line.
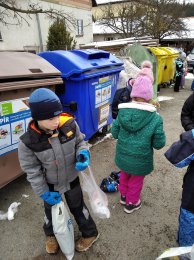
0 52 63 188
147 47 168 86
159 47 179 83
124 43 158 100
39 49 124 140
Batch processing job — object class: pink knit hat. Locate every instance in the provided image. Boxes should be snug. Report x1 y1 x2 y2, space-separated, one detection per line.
137 60 154 83
131 60 154 101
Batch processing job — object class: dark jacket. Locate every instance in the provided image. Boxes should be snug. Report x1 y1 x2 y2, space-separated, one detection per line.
164 130 194 168
181 93 194 131
112 84 132 119
175 58 184 77
18 113 88 196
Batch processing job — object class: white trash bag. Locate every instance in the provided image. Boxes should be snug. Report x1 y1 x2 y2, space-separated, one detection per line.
156 245 194 260
52 201 74 260
80 166 110 219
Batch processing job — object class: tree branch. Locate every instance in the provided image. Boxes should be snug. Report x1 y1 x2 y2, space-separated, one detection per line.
0 0 76 28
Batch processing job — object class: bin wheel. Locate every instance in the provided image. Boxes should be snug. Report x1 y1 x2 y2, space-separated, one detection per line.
101 126 108 135
170 79 174 85
162 83 167 88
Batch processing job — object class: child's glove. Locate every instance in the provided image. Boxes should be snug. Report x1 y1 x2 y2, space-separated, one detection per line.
40 191 62 205
75 150 90 171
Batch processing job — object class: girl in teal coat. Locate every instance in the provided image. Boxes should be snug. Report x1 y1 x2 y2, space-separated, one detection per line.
112 61 166 214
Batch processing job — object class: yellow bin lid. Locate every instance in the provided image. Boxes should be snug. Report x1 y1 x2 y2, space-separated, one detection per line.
159 47 179 58
147 47 167 57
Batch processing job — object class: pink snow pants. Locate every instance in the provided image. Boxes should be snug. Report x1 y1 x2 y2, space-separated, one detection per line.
119 171 145 205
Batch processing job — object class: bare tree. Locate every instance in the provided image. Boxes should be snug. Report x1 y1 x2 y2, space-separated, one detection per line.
142 0 187 40
0 0 76 28
95 1 146 38
95 0 188 41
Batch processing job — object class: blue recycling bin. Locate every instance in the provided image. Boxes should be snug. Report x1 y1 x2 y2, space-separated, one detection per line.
39 49 124 140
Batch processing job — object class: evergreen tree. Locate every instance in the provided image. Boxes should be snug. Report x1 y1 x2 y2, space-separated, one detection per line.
47 19 76 51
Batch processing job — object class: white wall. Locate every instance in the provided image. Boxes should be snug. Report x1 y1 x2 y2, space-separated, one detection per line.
0 0 93 51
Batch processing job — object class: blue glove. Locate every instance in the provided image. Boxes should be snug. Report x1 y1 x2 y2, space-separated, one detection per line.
75 150 90 171
40 191 62 205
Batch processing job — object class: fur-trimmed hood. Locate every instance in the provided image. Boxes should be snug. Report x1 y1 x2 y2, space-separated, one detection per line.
118 101 156 112
117 101 157 132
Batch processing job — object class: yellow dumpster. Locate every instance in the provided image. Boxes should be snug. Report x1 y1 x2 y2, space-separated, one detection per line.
147 47 167 86
159 47 179 84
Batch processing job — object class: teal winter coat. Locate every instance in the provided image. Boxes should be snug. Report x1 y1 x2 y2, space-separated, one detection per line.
111 102 166 175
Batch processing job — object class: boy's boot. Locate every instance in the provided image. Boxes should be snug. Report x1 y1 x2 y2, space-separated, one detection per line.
45 236 59 254
75 234 99 252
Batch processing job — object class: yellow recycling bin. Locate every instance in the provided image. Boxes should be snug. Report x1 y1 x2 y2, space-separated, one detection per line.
147 47 167 86
159 47 179 84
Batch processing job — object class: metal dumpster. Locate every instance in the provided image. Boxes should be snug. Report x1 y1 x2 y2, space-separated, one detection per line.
0 52 63 188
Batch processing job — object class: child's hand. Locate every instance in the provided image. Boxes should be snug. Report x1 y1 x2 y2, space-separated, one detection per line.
40 191 62 205
75 150 90 171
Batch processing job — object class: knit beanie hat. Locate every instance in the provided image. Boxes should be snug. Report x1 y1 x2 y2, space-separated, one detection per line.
131 60 154 101
29 88 63 121
137 60 154 83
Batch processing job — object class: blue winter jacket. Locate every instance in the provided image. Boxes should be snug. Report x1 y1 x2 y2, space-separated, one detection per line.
164 129 194 168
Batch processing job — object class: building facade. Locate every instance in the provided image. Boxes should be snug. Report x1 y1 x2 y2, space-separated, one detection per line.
0 0 95 52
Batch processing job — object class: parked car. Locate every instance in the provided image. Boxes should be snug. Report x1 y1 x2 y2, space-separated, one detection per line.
187 48 194 73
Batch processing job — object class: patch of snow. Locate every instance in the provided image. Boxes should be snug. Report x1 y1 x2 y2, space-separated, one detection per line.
158 96 174 102
22 194 29 198
89 133 113 148
185 73 194 79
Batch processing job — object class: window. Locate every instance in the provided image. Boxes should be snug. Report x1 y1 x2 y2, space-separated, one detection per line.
0 31 2 41
76 20 83 36
104 37 114 41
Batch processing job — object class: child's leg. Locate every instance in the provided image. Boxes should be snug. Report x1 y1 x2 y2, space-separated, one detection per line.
178 167 194 246
65 177 98 238
178 207 194 246
43 202 54 236
118 171 130 197
126 175 145 205
174 75 182 92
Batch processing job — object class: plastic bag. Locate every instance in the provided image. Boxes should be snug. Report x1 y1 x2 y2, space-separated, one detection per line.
52 201 74 260
80 166 110 219
0 202 21 221
156 245 194 260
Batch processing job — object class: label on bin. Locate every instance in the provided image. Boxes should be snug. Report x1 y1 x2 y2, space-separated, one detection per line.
0 98 31 156
98 103 110 129
95 76 112 108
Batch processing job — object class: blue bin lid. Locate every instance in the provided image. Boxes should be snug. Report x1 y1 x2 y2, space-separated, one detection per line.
38 49 123 79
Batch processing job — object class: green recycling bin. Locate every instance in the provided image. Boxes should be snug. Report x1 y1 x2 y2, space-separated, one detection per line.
124 43 158 100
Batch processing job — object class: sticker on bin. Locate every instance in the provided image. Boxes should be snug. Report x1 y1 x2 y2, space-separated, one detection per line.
98 104 110 129
95 76 112 108
0 98 31 156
